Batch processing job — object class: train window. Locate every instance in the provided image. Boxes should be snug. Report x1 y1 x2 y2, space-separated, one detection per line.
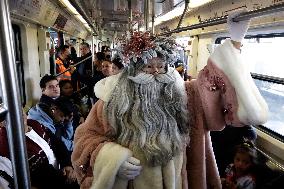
241 37 284 78
216 34 284 138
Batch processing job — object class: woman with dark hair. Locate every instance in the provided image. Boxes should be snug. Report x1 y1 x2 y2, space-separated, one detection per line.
112 56 124 75
59 80 85 130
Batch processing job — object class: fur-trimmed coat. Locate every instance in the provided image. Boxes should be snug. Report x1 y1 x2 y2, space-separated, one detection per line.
71 40 268 189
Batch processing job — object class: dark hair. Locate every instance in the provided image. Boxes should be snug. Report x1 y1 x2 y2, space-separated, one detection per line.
112 57 124 69
59 80 72 89
59 45 69 53
40 75 58 88
174 59 184 68
101 46 110 52
54 97 74 116
96 52 105 61
80 42 90 49
234 140 258 165
105 54 111 60
156 51 167 61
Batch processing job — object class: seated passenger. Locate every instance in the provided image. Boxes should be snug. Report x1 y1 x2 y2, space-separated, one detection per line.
221 141 257 189
28 97 74 151
0 111 79 189
0 156 13 189
59 80 85 130
38 74 60 111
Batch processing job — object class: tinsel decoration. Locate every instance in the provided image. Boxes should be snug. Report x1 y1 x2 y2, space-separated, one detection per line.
122 31 155 62
113 31 181 66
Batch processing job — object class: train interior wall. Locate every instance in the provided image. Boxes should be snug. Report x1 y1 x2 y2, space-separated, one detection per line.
7 0 284 173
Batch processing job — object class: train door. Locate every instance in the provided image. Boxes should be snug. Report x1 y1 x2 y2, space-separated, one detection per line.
12 24 26 106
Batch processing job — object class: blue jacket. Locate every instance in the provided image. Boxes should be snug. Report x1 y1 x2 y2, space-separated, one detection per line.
27 104 74 151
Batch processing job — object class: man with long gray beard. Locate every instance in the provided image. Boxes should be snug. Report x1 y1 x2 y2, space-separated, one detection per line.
72 10 268 189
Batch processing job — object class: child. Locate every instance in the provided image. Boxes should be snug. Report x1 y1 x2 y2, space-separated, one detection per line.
222 141 257 189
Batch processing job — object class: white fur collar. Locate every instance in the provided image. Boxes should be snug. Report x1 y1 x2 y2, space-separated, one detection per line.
94 73 122 102
210 39 268 125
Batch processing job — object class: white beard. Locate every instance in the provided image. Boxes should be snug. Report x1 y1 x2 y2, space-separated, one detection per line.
105 71 189 166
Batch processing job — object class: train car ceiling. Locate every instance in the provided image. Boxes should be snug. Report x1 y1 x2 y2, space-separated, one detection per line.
8 0 90 39
18 0 214 40
156 0 284 37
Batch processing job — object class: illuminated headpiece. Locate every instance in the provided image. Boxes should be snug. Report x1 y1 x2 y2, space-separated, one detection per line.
114 31 180 66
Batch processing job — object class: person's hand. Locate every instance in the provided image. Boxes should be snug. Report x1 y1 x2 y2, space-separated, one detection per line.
117 157 142 180
63 166 77 183
64 113 73 123
69 65 76 73
222 179 237 189
79 116 84 124
227 8 250 42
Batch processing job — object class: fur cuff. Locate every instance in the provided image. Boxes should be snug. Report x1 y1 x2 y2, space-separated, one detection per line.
210 39 268 125
91 142 132 189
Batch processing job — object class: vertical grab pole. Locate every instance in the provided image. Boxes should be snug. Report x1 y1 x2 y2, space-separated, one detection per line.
128 0 133 30
144 0 150 31
151 0 155 34
0 0 31 188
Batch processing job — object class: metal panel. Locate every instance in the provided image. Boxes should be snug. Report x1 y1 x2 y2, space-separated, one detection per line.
159 3 284 36
0 0 31 188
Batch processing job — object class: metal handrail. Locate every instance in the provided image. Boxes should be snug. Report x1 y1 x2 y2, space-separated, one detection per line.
55 55 92 77
251 73 284 85
255 147 284 171
0 0 31 188
159 3 284 36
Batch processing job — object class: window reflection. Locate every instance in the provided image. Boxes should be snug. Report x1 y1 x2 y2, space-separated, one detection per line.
242 37 284 78
254 79 284 136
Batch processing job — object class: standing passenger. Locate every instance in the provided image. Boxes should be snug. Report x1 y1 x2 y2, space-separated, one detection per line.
101 60 113 77
56 45 75 80
112 56 124 75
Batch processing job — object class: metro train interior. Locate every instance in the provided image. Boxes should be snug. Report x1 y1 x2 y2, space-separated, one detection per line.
0 0 284 188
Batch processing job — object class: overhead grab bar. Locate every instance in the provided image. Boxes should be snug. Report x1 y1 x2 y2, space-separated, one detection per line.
68 0 97 35
0 0 31 188
160 3 284 36
55 55 92 77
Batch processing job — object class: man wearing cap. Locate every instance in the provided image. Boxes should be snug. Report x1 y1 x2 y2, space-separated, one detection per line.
72 10 268 189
